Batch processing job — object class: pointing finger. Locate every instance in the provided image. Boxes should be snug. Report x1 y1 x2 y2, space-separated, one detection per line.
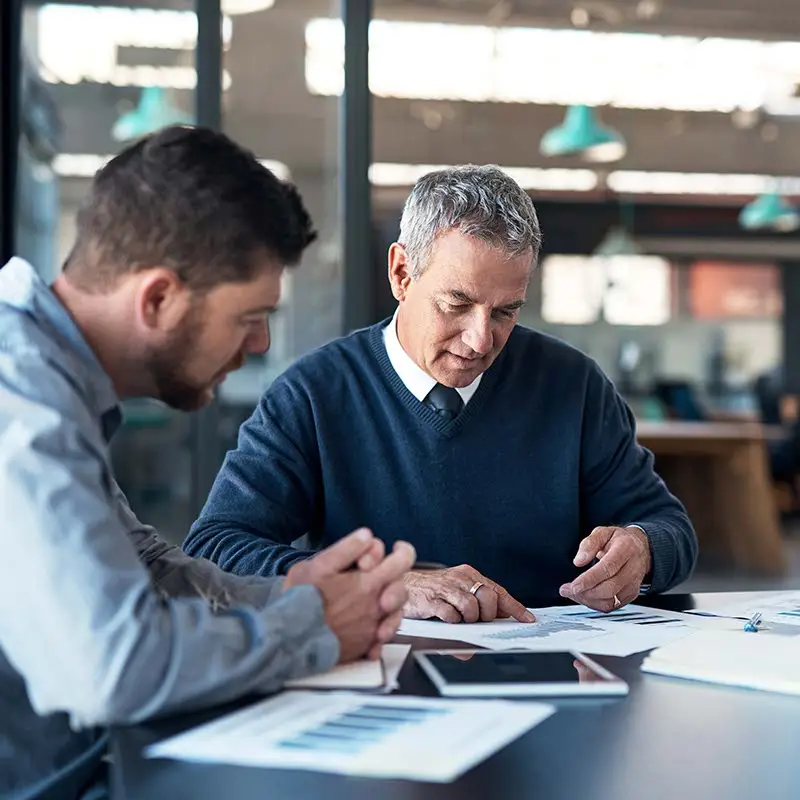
497 588 536 623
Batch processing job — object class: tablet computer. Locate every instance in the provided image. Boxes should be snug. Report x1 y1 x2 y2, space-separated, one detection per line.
414 649 629 697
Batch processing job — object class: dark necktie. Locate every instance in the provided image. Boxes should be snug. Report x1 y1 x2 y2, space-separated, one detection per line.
424 383 464 421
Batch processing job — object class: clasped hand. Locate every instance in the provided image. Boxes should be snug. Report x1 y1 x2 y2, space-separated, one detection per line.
284 529 416 663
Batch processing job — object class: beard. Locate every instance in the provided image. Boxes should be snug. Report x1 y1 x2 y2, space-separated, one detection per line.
147 306 231 413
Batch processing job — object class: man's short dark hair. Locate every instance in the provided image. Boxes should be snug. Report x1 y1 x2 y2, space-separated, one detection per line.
63 125 317 291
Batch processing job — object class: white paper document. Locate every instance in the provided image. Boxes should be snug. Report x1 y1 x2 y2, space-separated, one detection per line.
145 691 555 783
284 644 411 692
399 604 696 657
641 629 800 695
699 591 800 631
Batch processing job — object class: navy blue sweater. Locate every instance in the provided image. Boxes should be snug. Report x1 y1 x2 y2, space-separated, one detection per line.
184 321 697 605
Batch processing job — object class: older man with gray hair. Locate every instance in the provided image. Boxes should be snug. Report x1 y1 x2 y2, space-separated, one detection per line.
185 165 697 623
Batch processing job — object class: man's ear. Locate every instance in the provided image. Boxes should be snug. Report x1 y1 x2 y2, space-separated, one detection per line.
135 269 192 333
388 243 414 301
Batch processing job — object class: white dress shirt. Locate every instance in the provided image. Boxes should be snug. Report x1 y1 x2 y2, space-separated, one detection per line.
382 310 482 405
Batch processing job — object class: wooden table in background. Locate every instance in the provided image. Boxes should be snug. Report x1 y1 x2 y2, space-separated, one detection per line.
636 420 786 575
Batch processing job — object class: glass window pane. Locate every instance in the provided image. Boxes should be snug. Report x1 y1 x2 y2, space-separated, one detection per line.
603 256 672 326
541 255 672 326
17 0 197 540
217 2 341 485
15 2 342 542
541 256 604 325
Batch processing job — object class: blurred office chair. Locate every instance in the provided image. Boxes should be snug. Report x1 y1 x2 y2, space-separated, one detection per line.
652 380 707 422
751 367 800 520
753 367 783 426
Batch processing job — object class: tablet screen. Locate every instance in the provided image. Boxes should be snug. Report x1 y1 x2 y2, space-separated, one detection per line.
423 651 611 684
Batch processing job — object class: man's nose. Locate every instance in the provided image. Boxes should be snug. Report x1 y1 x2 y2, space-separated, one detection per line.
462 316 492 355
246 320 271 354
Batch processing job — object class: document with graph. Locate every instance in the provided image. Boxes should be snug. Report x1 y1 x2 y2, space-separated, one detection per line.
145 691 554 783
399 604 698 656
700 591 800 630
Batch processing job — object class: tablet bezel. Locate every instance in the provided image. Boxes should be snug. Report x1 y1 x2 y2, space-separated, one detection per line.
414 649 629 697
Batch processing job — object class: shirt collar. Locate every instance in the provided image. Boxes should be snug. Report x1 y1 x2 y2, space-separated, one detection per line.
1 258 121 421
382 309 482 405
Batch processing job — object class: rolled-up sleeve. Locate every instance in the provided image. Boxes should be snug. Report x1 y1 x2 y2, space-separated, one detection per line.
0 354 339 730
119 494 287 610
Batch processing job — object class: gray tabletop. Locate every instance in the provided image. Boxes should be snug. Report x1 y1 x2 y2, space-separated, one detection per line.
111 592 800 800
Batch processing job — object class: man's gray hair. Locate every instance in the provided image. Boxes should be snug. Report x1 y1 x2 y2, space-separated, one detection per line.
398 165 542 278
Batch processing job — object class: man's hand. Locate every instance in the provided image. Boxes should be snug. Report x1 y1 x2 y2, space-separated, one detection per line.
403 564 535 624
283 528 387 588
285 529 416 663
559 526 651 612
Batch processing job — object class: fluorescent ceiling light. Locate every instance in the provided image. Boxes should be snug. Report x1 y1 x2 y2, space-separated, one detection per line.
369 163 598 191
52 157 797 203
370 164 800 197
38 5 232 89
306 18 800 114
607 171 800 196
222 0 275 13
53 153 291 182
52 154 109 178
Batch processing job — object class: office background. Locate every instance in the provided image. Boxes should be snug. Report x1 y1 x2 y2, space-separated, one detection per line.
2 0 800 589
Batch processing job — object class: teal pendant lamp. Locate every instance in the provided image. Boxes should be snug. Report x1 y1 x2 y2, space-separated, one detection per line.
540 104 627 163
112 86 193 142
595 199 640 256
739 190 800 233
594 226 641 256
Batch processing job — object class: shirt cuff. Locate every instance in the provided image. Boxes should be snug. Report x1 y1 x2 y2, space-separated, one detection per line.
624 524 653 594
267 583 340 682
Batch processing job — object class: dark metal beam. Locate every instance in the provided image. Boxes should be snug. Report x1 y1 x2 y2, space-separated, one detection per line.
189 0 223 517
1 0 22 265
341 0 374 333
781 262 800 394
195 0 222 131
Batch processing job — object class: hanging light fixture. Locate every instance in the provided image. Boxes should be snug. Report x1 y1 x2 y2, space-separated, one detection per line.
222 0 275 14
540 104 627 163
111 86 192 142
594 198 641 256
739 190 800 232
594 226 641 256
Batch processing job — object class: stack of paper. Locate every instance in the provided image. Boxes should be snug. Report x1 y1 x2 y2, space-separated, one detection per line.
146 691 555 783
283 643 410 693
641 629 800 695
698 591 800 630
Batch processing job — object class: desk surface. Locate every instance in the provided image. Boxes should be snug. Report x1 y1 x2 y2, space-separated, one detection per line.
636 420 780 442
112 592 800 800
